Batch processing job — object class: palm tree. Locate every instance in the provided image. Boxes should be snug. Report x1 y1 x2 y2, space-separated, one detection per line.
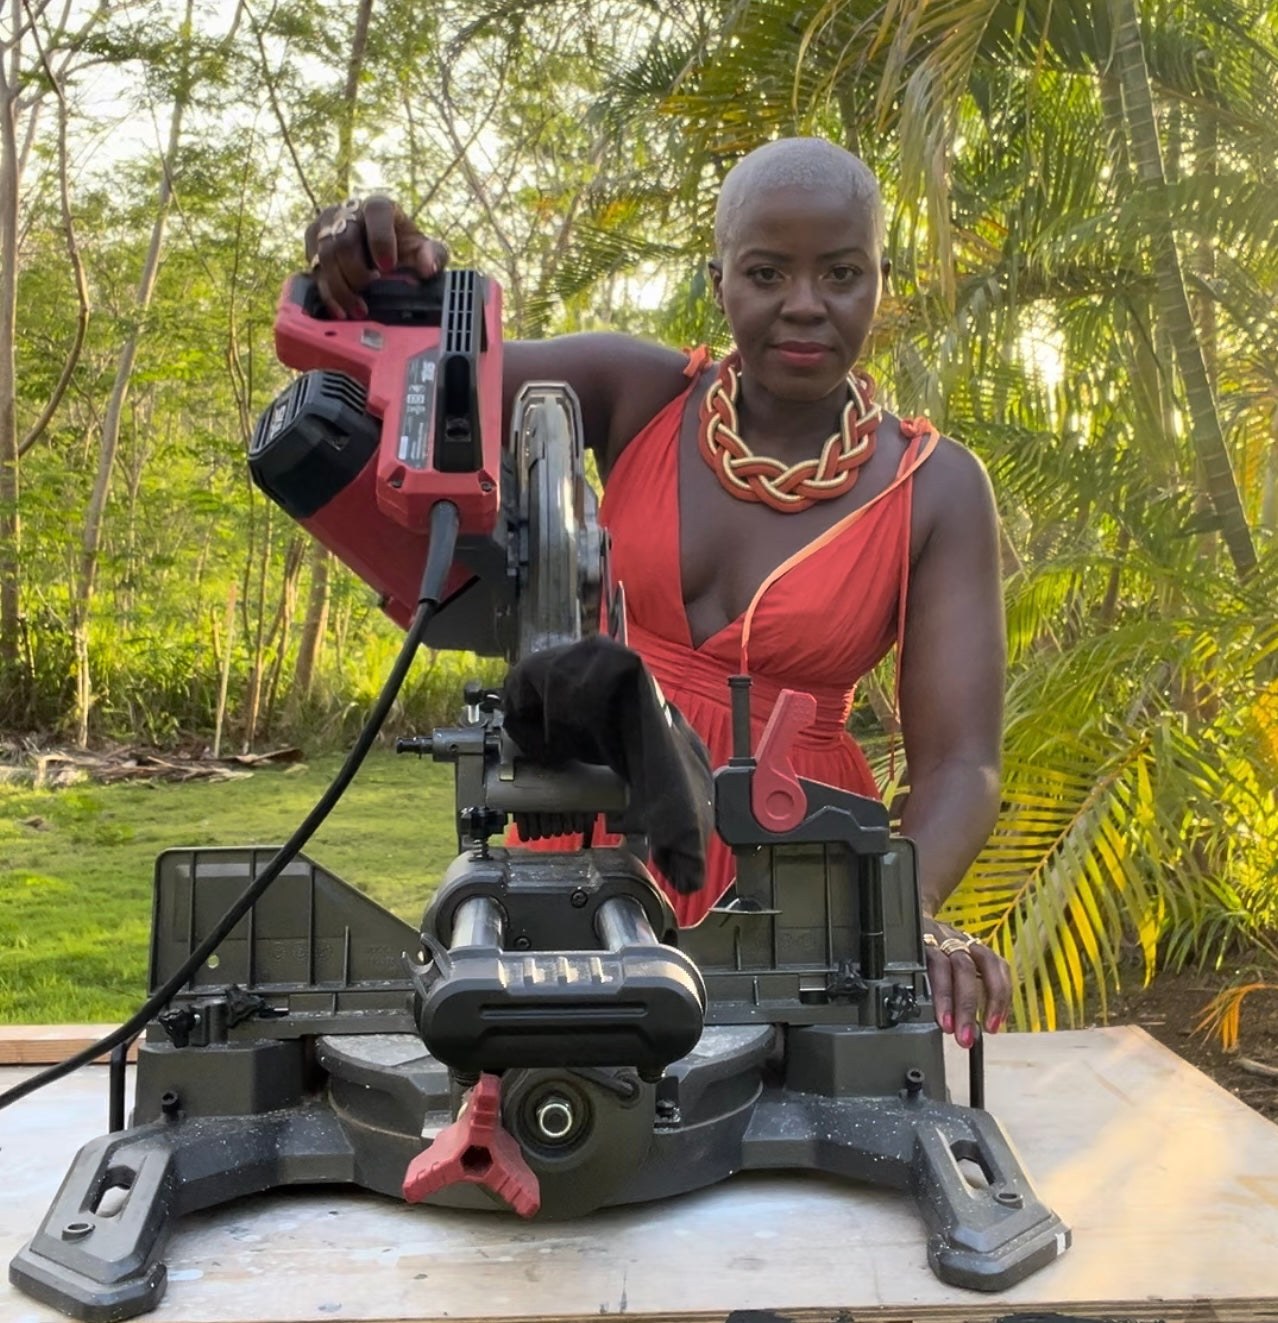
572 0 1278 1025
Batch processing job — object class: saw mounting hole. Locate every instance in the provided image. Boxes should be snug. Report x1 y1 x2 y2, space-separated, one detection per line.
92 1170 135 1218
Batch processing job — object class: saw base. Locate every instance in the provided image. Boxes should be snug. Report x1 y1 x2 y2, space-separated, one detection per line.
10 1022 1066 1321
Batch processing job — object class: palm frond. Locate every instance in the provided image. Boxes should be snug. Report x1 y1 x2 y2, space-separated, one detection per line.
1195 981 1278 1050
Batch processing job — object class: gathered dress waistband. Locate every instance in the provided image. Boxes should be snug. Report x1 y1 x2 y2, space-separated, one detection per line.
628 624 853 750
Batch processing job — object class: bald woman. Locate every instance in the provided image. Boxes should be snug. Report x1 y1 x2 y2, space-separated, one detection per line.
306 138 1011 1048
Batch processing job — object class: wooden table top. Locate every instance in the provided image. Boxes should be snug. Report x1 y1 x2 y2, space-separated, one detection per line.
2 1025 1276 1322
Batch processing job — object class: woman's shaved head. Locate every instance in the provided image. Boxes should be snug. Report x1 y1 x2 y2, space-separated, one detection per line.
713 138 884 257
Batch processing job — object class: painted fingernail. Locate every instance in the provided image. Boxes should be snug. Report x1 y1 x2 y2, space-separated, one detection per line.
376 254 395 274
353 299 368 319
942 1013 954 1034
987 1014 1004 1034
958 1026 974 1049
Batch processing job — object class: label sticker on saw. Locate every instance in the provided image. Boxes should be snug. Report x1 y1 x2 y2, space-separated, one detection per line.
398 350 438 468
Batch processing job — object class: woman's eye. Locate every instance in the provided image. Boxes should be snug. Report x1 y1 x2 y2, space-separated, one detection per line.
749 266 782 284
829 265 861 282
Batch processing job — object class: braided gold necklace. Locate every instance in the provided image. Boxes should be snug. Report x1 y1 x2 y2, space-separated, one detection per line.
699 350 881 513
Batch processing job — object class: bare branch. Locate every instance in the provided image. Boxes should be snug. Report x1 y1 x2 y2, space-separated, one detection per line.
437 57 523 313
18 62 88 457
408 47 511 222
243 0 320 214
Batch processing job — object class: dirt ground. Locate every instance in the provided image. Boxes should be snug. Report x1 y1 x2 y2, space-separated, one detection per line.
1094 963 1278 1124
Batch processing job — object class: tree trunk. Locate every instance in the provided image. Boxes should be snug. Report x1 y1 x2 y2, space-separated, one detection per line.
261 536 306 739
293 543 330 701
72 0 194 746
241 504 274 752
212 584 238 759
0 3 102 718
1109 0 1256 581
292 0 375 701
0 13 21 685
336 0 373 196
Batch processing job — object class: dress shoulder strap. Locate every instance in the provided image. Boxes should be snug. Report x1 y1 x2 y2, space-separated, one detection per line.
740 416 940 674
893 418 941 706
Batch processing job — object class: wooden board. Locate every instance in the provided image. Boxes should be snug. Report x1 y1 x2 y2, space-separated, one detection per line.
2 1026 1277 1322
0 1023 139 1065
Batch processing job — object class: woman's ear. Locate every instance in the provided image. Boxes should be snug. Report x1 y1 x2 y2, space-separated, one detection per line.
880 256 892 286
707 258 724 309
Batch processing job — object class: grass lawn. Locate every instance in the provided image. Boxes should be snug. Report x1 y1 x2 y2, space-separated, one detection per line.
0 748 461 1023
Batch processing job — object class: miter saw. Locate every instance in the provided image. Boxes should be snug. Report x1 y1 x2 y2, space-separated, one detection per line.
9 270 1070 1322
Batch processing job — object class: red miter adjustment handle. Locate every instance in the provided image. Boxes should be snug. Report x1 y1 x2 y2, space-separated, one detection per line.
401 1073 541 1217
751 689 817 833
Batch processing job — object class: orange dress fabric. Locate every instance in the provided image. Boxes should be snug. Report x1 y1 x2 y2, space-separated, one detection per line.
520 366 938 928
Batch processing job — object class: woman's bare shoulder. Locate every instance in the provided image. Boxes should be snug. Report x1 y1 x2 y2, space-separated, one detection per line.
505 334 696 470
910 429 999 554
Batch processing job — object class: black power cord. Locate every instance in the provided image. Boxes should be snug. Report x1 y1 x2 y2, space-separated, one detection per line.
0 501 462 1114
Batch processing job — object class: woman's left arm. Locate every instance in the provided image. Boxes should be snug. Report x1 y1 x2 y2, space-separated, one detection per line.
897 437 1010 1046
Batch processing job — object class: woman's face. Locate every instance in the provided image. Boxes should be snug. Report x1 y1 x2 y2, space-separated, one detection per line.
710 183 885 404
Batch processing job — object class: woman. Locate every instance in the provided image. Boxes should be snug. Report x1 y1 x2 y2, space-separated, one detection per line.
306 137 1011 1049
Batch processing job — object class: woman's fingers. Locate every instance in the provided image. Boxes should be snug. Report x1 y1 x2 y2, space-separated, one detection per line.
402 234 449 280
330 229 376 315
947 947 983 1049
307 197 448 317
924 920 1014 1048
363 196 448 279
926 945 956 1037
973 942 1013 1033
362 195 400 273
315 258 362 320
927 945 983 1048
305 204 368 318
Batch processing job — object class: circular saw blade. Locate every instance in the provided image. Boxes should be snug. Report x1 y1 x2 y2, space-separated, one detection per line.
509 382 603 659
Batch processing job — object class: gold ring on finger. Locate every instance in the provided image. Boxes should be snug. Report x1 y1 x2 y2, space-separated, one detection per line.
923 932 940 948
939 935 978 956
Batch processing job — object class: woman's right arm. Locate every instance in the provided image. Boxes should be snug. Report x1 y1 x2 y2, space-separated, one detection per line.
306 197 691 473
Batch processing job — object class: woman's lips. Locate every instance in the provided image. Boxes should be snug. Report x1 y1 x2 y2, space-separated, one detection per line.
773 342 831 367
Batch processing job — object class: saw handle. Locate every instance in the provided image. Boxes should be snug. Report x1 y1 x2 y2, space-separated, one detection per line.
750 689 817 833
290 270 448 325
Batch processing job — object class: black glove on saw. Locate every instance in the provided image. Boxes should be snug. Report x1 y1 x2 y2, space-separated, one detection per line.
501 636 712 895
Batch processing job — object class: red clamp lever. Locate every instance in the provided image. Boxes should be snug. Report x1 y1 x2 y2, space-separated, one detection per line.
751 689 817 833
401 1073 541 1217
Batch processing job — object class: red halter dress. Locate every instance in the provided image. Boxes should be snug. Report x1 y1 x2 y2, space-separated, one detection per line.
519 360 939 927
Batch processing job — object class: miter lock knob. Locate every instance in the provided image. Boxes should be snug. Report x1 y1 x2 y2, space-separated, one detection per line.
459 805 506 843
157 1007 198 1049
402 1073 541 1217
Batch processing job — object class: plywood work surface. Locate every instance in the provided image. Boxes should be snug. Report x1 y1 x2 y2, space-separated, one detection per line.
0 1023 138 1065
1 1027 1276 1323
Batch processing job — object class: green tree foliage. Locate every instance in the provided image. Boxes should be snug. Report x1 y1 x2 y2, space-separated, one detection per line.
601 0 1278 1023
0 0 1274 1026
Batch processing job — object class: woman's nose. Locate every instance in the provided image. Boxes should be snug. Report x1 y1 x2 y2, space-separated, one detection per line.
780 277 824 320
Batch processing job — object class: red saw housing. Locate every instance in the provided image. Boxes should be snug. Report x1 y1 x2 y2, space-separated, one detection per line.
248 270 513 655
